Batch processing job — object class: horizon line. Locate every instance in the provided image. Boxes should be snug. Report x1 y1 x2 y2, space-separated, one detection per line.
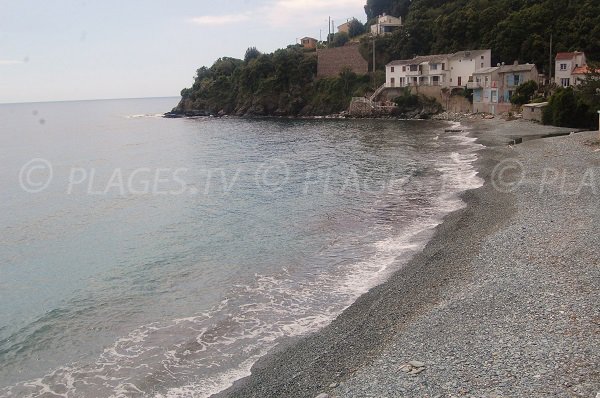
0 95 181 106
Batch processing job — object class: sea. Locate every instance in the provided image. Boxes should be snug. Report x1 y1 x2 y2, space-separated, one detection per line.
0 97 483 397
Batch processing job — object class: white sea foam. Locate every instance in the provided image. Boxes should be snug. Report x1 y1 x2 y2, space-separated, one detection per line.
2 122 485 398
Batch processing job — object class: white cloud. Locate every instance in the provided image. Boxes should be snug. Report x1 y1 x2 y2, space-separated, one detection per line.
0 60 23 65
265 0 365 28
190 13 250 26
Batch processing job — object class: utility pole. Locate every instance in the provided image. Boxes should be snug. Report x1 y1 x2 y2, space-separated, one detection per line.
373 34 377 89
328 16 331 43
549 33 553 84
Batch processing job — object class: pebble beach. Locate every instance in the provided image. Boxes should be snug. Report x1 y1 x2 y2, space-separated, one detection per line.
217 119 600 398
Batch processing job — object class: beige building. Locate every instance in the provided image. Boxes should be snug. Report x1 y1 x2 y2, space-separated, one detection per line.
370 13 402 35
337 21 351 34
300 37 318 49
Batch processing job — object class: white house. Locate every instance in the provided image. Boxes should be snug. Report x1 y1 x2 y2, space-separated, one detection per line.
385 49 491 88
555 52 586 87
370 13 402 35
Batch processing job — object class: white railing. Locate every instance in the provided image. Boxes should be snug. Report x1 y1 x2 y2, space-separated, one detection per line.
370 84 387 102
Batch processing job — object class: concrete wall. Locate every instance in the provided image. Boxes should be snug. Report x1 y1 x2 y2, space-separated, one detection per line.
317 45 369 78
523 106 546 122
378 85 472 113
473 102 512 115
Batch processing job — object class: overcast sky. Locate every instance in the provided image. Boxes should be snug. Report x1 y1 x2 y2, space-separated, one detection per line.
0 0 365 103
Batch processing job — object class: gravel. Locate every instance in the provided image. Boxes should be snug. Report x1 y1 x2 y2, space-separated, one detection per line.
217 120 600 398
334 123 600 397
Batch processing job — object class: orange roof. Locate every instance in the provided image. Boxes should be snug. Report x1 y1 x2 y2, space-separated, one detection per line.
572 65 600 75
555 52 583 60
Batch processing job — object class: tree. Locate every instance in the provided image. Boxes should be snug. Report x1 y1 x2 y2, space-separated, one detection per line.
511 80 538 105
542 87 592 128
331 32 350 47
244 47 261 62
348 19 366 38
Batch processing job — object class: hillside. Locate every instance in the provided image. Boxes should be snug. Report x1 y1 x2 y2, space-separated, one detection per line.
171 0 600 117
171 47 372 117
362 0 600 72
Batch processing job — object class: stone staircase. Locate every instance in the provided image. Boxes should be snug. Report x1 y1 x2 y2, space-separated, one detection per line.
370 84 387 102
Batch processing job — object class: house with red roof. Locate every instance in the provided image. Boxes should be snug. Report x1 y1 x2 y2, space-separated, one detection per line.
555 52 586 87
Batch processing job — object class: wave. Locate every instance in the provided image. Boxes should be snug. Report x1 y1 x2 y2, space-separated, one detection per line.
1 123 484 398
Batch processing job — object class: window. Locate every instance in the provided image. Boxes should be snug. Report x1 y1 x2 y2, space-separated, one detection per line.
410 65 418 72
513 74 520 86
481 55 484 60
390 77 395 86
561 78 570 87
430 63 437 70
560 63 567 71
481 62 484 68
391 66 395 73
442 63 445 70
402 66 406 72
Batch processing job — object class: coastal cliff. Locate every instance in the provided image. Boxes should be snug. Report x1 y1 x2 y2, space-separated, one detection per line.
168 46 374 118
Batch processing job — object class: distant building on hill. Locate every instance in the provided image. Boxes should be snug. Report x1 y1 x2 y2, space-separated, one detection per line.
555 52 586 87
300 37 318 50
385 49 491 89
370 13 402 36
317 44 368 78
337 21 351 34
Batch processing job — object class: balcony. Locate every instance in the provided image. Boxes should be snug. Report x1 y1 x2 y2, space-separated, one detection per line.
405 68 421 76
467 80 499 89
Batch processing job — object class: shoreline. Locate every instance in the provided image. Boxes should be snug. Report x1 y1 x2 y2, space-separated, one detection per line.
214 119 598 397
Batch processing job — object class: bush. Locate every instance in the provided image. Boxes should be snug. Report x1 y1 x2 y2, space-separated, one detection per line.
331 32 350 47
244 47 261 63
393 88 419 108
348 19 366 38
542 87 594 128
511 80 538 106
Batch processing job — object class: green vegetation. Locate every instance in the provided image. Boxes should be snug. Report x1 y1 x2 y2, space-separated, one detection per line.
393 88 419 108
360 0 600 75
174 0 600 117
543 68 600 129
511 81 539 106
347 19 366 38
331 32 350 48
175 46 371 116
392 88 443 117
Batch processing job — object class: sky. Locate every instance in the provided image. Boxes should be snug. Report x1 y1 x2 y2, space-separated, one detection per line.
0 0 366 103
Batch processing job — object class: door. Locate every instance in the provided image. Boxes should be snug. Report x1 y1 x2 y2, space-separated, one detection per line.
457 76 462 86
